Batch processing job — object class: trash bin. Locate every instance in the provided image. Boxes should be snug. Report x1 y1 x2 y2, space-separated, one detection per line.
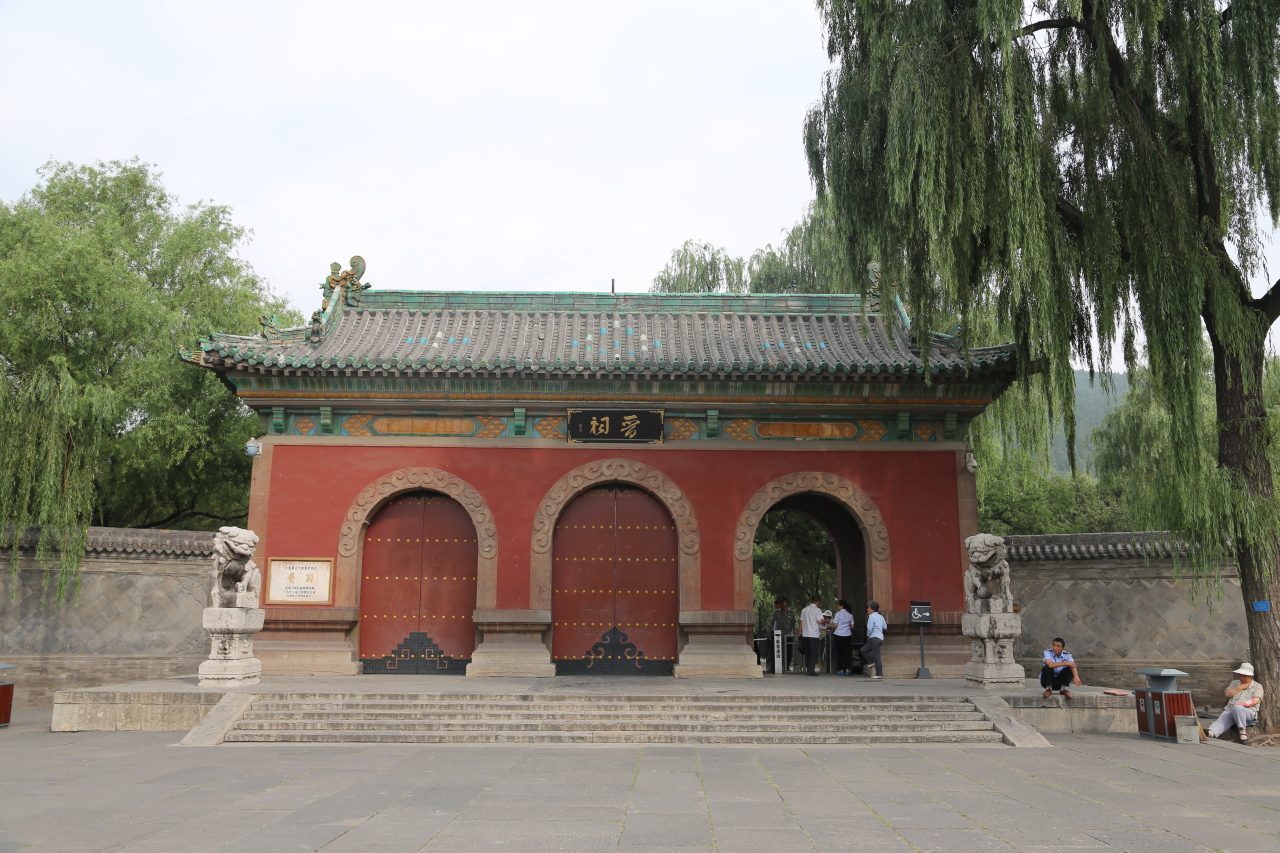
1174 715 1200 744
1134 668 1193 741
0 662 14 728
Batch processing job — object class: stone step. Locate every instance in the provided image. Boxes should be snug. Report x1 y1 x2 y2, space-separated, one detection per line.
245 700 975 714
245 692 975 704
247 701 988 717
231 718 996 733
220 693 1007 746
222 728 1005 745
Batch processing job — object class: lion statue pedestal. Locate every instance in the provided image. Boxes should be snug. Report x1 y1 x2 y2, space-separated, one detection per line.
961 534 1025 689
198 527 265 687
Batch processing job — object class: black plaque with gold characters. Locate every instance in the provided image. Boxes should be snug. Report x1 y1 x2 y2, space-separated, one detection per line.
566 409 664 443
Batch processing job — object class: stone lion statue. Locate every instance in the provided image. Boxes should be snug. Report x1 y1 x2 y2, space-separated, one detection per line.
964 533 1012 614
210 526 261 608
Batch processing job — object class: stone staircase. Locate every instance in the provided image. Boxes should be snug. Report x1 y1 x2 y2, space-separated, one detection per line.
221 692 1005 745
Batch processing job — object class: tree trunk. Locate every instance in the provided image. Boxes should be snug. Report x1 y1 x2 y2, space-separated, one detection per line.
1208 319 1280 732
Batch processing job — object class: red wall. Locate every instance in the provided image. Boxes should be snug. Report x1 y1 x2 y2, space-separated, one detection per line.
261 444 964 614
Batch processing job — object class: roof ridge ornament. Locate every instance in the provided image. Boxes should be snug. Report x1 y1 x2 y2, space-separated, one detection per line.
322 255 370 308
865 262 882 312
258 314 284 340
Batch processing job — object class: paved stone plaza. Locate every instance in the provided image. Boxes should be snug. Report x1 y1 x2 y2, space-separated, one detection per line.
5 707 1280 853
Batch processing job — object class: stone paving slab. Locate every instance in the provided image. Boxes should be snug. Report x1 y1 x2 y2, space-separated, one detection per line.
7 709 1280 852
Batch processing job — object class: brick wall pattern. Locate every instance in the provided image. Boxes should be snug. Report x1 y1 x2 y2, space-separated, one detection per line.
1 528 213 707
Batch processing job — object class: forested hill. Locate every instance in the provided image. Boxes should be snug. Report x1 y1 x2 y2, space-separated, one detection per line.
1049 371 1129 474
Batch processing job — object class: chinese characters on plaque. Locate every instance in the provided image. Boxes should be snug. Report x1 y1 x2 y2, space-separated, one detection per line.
566 409 665 443
265 558 333 604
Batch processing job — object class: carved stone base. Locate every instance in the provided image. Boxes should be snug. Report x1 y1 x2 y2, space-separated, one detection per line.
198 656 262 687
964 661 1026 689
200 607 265 688
674 611 763 679
962 612 1024 689
961 612 1021 639
466 610 555 677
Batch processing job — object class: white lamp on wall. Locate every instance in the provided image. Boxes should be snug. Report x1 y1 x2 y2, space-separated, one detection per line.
245 439 262 457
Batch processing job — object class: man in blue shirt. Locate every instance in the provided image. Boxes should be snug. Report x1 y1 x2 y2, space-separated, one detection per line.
861 601 887 679
1041 637 1082 699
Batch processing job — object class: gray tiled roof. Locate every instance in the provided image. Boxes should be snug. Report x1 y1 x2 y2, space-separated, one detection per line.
11 527 213 556
194 290 1017 380
1005 533 1182 561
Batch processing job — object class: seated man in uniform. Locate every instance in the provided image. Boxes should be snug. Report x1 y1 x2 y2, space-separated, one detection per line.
1041 638 1082 699
1208 662 1264 744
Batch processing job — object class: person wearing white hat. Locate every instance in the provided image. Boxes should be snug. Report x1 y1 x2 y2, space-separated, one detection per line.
1207 662 1265 743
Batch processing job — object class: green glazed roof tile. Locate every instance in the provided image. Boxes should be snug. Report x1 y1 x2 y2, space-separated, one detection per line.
192 288 1016 381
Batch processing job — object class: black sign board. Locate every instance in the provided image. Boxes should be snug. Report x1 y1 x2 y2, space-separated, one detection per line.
566 409 665 443
909 601 932 624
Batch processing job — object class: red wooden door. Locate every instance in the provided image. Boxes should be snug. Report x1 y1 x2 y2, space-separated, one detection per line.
360 491 477 673
552 485 678 674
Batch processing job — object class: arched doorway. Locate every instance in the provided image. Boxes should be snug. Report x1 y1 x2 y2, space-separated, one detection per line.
754 496 869 623
551 485 679 675
359 490 478 673
753 496 868 675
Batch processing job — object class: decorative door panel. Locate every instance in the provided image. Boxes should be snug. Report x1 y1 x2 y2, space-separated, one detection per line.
613 488 679 668
552 486 678 675
359 495 424 673
360 491 477 673
417 495 479 669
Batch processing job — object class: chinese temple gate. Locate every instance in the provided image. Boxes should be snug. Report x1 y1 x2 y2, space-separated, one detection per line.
183 257 1019 678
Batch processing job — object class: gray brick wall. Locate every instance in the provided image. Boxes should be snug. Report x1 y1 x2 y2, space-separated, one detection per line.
1 528 213 707
1008 533 1248 704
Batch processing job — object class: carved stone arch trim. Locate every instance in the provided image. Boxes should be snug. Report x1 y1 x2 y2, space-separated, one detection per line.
338 467 499 608
529 458 700 611
732 472 891 612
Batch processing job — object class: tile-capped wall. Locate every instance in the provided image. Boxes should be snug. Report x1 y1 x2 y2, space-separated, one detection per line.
1008 532 1246 703
1 529 212 708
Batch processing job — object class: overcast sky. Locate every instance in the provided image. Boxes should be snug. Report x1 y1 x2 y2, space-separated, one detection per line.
1 0 1277 362
0 1 833 312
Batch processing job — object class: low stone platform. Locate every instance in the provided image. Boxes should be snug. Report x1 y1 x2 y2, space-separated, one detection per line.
51 674 1136 746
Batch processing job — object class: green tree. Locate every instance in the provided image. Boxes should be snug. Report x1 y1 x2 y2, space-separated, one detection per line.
806 1 1280 729
1094 359 1280 531
746 197 857 295
652 240 747 293
0 160 292 602
977 450 1131 536
652 200 857 296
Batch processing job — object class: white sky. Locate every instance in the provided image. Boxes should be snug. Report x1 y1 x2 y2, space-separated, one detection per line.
0 1 833 313
0 0 1276 358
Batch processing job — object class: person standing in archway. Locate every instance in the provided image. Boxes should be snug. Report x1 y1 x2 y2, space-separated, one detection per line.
832 600 856 675
861 601 886 679
800 595 828 676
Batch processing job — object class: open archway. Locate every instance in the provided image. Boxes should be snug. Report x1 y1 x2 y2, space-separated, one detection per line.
733 472 891 614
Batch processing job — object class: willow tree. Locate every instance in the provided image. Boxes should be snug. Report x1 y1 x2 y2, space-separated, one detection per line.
651 240 748 293
806 0 1280 723
0 161 288 604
